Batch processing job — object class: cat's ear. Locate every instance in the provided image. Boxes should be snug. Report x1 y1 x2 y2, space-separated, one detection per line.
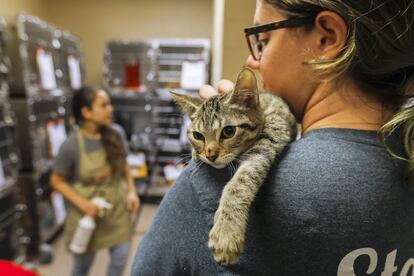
170 91 203 117
228 67 259 108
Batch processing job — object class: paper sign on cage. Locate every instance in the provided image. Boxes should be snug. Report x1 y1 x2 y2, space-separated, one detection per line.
47 119 67 157
180 60 206 90
68 55 82 89
127 152 148 178
36 48 57 90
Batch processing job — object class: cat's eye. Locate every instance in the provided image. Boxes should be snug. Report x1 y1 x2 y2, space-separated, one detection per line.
221 126 236 139
193 131 204 140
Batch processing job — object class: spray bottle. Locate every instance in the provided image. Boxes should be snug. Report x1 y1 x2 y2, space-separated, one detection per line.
69 197 113 254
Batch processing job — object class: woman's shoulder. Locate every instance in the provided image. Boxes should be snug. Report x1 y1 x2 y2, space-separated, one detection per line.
258 128 408 234
269 127 405 197
279 127 398 170
58 130 79 153
53 130 80 175
170 161 232 214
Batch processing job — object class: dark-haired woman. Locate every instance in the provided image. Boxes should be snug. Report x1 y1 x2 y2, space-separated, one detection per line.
132 0 414 275
51 86 140 276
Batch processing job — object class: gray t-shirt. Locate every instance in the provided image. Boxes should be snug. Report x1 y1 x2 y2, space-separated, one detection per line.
53 124 128 183
131 128 414 276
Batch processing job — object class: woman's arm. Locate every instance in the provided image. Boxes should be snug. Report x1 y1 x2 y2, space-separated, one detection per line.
124 164 140 213
50 172 101 218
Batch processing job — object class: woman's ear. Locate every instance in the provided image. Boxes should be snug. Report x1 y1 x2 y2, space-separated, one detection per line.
81 106 92 120
313 11 348 59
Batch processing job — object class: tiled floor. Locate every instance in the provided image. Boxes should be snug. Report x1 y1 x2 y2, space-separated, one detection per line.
37 203 159 276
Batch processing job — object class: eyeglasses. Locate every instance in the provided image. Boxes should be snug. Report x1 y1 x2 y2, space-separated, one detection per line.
244 16 316 61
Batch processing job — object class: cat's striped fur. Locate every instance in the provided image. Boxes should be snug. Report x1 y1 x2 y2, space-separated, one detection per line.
171 67 297 265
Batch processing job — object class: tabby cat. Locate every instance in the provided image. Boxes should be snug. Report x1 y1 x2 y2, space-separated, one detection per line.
171 67 297 265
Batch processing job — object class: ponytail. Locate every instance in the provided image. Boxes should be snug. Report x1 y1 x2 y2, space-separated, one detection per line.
381 74 414 188
100 125 126 178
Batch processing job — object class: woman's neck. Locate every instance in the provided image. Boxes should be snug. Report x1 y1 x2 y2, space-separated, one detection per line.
80 122 101 139
301 78 394 134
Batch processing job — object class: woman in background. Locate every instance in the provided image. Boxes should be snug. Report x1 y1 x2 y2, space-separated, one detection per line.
51 86 140 276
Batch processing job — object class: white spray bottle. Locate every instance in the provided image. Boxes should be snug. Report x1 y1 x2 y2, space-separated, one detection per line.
69 197 113 254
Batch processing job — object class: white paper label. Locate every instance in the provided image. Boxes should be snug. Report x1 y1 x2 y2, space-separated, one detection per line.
180 60 206 90
47 119 67 157
36 48 57 90
127 152 146 167
68 55 82 89
164 165 179 181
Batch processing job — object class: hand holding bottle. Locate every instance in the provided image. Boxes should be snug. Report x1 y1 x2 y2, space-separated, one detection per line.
82 200 102 218
81 197 113 218
91 197 113 217
70 197 113 254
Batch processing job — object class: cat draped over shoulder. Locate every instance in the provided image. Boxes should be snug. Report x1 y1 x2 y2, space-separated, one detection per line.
171 67 297 265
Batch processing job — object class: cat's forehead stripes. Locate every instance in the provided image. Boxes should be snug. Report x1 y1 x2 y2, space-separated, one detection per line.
198 94 227 129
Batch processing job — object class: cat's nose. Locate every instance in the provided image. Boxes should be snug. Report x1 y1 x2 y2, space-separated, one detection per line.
206 154 218 162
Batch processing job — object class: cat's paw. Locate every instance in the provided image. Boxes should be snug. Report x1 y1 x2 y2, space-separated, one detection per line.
208 218 245 265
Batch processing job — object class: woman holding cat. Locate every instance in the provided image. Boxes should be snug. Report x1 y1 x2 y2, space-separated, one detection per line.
132 0 414 275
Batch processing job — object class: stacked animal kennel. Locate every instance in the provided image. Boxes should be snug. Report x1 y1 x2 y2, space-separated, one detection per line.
6 13 85 260
104 38 210 197
0 16 26 262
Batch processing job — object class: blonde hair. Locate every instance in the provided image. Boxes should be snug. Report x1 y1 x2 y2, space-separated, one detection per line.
264 0 414 186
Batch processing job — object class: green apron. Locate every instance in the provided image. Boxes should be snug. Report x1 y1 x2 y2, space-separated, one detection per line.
64 130 133 253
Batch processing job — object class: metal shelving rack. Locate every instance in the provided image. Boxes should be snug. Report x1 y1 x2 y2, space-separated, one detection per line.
155 39 210 90
0 16 26 261
5 13 85 262
104 40 157 94
104 38 210 198
55 30 85 91
55 29 85 129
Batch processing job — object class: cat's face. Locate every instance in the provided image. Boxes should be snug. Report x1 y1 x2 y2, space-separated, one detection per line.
172 67 264 168
188 95 263 168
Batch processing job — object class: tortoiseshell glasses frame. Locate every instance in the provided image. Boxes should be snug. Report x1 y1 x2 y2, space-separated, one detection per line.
244 16 315 61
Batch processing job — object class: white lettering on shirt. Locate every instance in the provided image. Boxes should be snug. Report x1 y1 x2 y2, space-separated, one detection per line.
400 258 414 276
338 248 414 276
337 247 377 276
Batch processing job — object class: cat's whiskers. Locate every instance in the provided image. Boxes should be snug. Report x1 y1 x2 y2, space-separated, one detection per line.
229 161 237 176
190 160 204 178
233 156 243 164
175 153 192 165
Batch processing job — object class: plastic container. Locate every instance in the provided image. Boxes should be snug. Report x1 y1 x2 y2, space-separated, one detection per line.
69 215 95 254
69 197 112 254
